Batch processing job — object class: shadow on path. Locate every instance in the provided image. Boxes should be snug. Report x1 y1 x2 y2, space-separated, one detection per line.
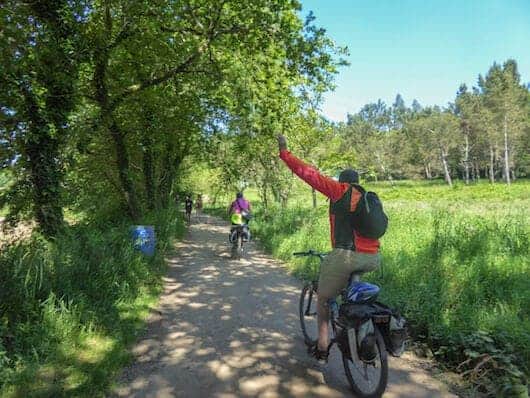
113 215 455 398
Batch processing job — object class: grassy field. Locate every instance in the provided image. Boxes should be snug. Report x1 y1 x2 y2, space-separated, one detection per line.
213 179 530 396
0 207 184 397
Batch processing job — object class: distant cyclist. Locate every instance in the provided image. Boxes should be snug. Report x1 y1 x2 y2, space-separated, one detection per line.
185 195 193 223
228 192 251 242
277 134 382 361
195 194 203 215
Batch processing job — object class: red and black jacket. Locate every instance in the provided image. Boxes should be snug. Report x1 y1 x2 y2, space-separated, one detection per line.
280 150 379 254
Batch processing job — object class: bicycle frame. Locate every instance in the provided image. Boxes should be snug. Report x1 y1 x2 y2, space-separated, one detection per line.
230 224 249 259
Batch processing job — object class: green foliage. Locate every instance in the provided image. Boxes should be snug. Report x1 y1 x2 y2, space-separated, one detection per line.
0 170 12 217
1 0 345 229
0 0 87 235
334 60 530 185
0 207 184 397
230 181 530 396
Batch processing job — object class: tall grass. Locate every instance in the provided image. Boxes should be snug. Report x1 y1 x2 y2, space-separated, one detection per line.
225 180 529 396
0 207 184 397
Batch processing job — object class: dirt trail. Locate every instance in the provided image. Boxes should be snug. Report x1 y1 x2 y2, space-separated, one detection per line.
114 214 456 398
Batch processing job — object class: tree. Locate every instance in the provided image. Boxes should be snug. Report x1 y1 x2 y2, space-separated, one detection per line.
290 110 334 208
479 60 528 184
80 0 347 220
403 110 436 179
455 84 477 184
0 0 86 236
391 93 407 129
404 107 459 186
411 99 422 113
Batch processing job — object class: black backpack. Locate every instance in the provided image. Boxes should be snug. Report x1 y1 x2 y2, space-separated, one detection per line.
350 184 388 239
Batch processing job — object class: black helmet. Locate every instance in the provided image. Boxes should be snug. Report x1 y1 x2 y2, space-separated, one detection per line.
339 169 359 183
236 192 243 199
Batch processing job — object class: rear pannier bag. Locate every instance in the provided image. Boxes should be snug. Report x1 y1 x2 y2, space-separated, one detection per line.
338 301 408 357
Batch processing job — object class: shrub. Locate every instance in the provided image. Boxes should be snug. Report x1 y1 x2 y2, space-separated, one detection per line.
0 207 184 397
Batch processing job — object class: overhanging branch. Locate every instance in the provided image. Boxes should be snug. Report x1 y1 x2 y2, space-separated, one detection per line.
109 49 202 109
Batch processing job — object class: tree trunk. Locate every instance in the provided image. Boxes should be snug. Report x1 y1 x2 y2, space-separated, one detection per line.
261 185 268 209
93 29 140 220
463 133 470 184
440 148 452 187
15 1 80 237
110 121 140 220
25 127 64 236
503 113 511 185
20 86 64 236
281 193 288 209
271 187 280 203
489 146 495 183
425 163 432 180
158 146 182 209
92 0 142 220
312 188 317 209
379 162 394 186
142 134 155 210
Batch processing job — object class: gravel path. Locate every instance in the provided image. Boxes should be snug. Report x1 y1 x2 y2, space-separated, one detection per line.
113 214 456 398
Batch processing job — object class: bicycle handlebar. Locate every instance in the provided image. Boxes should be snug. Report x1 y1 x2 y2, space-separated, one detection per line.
293 250 327 258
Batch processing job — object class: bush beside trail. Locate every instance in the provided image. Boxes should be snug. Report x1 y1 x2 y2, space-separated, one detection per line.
0 207 184 397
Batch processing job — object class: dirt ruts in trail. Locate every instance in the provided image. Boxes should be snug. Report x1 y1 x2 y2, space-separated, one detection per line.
114 214 457 398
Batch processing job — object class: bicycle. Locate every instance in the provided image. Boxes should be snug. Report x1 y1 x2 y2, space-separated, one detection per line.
295 249 403 398
230 223 250 260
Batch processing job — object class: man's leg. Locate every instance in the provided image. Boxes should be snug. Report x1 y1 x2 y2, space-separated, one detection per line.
349 252 381 274
315 249 352 356
317 295 330 352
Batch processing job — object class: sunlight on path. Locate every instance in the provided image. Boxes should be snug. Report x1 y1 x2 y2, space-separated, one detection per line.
113 214 456 397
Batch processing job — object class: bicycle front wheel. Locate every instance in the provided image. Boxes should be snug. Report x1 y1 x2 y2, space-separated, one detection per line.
342 327 388 398
299 283 318 346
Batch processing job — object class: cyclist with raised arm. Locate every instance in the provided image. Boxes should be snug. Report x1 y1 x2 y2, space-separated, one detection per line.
277 134 381 361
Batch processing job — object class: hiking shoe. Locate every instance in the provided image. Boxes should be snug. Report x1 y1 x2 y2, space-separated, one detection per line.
308 343 329 363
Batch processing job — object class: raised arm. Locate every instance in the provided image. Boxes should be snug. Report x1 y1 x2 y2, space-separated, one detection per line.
277 135 346 202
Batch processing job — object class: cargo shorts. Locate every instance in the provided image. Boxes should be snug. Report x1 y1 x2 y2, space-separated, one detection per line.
318 248 380 300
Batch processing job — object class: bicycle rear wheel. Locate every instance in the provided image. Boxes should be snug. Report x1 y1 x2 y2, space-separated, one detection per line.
299 283 318 346
231 235 242 259
342 327 388 398
237 236 243 259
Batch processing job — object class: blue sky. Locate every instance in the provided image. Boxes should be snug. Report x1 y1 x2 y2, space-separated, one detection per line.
300 0 530 121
